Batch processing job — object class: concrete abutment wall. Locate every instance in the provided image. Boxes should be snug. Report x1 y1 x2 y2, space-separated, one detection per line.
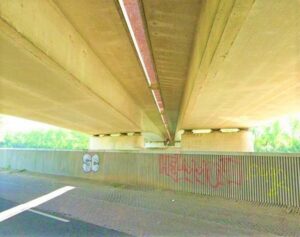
181 130 254 152
89 134 144 150
0 149 299 208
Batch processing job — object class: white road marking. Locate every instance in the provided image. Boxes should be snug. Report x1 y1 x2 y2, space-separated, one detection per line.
28 209 69 222
0 186 75 222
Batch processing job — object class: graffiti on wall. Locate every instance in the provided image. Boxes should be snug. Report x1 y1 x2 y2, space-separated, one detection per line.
159 154 243 189
82 154 100 173
247 163 290 198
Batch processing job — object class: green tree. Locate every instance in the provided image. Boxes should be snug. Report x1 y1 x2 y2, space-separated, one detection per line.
0 129 89 150
252 119 300 152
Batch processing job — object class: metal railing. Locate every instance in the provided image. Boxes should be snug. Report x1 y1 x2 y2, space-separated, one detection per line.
0 149 299 207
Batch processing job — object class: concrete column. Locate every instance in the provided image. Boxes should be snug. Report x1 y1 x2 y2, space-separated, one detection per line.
89 134 144 150
181 130 254 152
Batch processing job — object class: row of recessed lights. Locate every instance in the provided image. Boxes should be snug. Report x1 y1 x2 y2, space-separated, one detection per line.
94 132 141 137
179 128 245 134
118 0 171 141
194 128 240 133
94 128 242 142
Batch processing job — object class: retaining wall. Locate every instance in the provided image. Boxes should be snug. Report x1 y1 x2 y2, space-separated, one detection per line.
0 149 299 207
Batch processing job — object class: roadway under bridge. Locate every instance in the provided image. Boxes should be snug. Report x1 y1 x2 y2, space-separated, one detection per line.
0 149 300 236
0 0 299 151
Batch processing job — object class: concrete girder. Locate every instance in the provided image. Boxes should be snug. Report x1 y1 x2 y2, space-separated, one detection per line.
178 0 300 131
142 0 202 135
0 0 299 147
89 134 144 150
0 0 164 139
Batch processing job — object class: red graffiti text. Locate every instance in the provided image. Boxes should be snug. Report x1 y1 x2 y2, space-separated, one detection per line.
159 155 243 188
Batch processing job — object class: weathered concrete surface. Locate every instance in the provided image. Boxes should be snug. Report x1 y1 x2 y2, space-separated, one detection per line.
178 0 300 130
142 0 201 134
0 0 299 144
181 130 254 151
0 0 164 139
1 171 300 236
0 149 299 208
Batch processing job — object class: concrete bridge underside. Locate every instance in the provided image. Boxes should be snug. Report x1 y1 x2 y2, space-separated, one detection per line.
0 0 299 150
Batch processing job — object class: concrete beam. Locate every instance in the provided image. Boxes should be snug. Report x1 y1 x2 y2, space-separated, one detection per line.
181 130 254 152
178 0 300 130
89 134 144 150
142 0 202 135
0 0 164 138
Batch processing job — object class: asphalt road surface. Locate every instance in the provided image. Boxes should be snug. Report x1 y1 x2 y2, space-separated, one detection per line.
0 170 300 236
0 198 131 237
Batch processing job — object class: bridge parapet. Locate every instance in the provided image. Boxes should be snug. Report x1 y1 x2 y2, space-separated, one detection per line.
0 149 299 208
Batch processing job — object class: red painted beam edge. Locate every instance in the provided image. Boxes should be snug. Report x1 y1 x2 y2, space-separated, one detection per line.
120 0 171 140
122 0 157 85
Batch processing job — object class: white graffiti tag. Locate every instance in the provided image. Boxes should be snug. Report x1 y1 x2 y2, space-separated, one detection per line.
82 154 100 173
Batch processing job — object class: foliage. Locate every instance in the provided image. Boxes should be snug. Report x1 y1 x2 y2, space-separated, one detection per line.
252 119 300 152
0 129 89 150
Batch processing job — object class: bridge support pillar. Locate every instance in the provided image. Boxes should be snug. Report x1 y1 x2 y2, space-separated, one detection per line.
181 130 254 152
89 133 144 150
